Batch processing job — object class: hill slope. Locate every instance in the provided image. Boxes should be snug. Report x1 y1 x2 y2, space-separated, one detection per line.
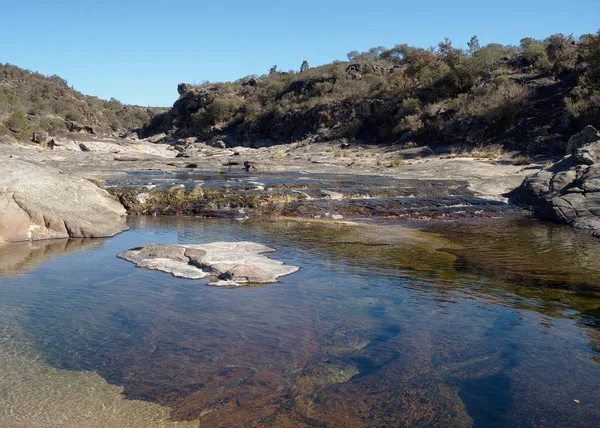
0 63 165 140
148 31 600 154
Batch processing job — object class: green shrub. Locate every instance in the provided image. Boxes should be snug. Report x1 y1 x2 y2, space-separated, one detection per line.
457 79 530 128
582 30 600 86
394 114 423 135
6 109 29 131
565 84 600 127
39 118 67 132
522 42 551 72
400 98 422 115
0 62 164 136
192 97 241 127
472 43 510 72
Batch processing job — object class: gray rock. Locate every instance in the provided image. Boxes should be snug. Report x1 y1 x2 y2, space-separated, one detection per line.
243 160 270 172
399 145 434 159
51 138 80 151
575 143 600 165
513 126 600 237
118 242 299 285
32 131 50 144
146 133 168 144
566 125 600 154
126 131 139 140
65 120 95 134
177 83 195 95
0 159 127 242
207 139 226 149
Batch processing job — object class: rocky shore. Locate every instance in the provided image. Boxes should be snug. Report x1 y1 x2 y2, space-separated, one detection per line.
0 157 127 243
2 126 599 243
512 126 600 238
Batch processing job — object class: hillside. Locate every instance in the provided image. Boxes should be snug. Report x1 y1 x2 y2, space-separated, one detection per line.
0 63 165 141
148 31 600 154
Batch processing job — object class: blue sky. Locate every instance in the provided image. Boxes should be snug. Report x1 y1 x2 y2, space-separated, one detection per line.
1 0 598 107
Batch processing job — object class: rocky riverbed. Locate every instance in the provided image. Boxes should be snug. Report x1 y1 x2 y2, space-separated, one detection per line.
0 131 548 242
3 126 600 241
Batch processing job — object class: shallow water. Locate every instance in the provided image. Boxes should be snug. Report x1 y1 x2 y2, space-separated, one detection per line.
107 169 517 220
0 217 599 426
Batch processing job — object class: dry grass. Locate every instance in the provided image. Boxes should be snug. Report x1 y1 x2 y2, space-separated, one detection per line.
389 156 405 167
448 144 505 159
512 155 532 165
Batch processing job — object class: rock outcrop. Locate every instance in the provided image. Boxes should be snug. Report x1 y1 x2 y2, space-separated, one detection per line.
0 158 127 242
512 126 600 237
65 120 95 134
118 242 299 285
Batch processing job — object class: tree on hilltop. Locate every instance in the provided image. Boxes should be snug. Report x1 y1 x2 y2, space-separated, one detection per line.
468 35 481 55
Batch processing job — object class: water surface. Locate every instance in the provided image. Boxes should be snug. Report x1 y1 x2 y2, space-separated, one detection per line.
0 217 599 426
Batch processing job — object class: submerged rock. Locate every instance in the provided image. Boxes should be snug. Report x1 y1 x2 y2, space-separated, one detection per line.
0 158 127 242
512 126 600 237
118 242 299 285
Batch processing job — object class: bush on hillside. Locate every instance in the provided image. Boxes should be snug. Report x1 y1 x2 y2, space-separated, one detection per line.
0 63 165 138
457 79 530 129
144 29 599 152
546 33 579 74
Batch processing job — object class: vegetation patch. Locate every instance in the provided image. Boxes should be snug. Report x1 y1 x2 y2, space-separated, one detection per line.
146 30 600 156
0 63 166 139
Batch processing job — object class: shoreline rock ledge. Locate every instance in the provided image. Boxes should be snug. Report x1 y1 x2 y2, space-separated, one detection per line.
0 158 128 243
511 126 600 238
118 242 300 285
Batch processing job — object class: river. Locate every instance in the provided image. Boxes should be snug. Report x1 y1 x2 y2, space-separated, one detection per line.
1 214 599 427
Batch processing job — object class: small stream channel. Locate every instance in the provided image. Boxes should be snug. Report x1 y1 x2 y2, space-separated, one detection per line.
106 169 519 221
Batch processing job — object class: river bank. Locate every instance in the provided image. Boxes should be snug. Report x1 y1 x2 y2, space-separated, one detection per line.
1 135 543 230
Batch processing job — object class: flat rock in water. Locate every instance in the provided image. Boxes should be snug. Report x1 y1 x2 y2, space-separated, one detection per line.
0 158 127 242
118 242 299 285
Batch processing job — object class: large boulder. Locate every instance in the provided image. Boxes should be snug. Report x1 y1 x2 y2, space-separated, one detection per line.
145 132 168 144
118 242 299 285
0 158 127 242
512 126 600 237
566 125 600 154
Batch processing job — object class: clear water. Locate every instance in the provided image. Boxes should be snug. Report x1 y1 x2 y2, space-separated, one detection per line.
1 217 599 427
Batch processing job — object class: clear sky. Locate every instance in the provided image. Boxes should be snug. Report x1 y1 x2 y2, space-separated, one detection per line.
1 0 598 107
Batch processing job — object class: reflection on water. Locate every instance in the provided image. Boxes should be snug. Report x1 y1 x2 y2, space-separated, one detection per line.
0 217 599 426
0 238 105 278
